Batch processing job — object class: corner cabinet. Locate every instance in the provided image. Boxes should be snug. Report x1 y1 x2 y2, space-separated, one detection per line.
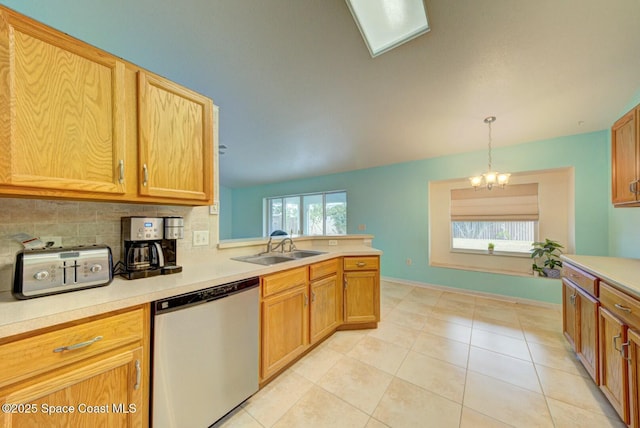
0 8 126 196
0 305 150 427
0 5 214 206
612 104 640 206
259 255 380 384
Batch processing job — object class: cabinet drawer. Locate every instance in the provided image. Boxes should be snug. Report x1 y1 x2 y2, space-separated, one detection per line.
0 306 146 388
310 258 339 281
343 256 379 271
562 263 598 297
600 281 640 328
262 266 308 298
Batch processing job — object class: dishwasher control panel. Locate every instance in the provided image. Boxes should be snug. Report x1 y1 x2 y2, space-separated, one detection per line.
153 277 259 314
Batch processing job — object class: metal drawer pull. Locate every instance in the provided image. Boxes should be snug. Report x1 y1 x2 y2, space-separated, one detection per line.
569 294 576 305
615 303 632 313
614 334 622 352
134 360 141 390
142 164 149 186
356 262 366 267
118 160 125 183
53 336 103 353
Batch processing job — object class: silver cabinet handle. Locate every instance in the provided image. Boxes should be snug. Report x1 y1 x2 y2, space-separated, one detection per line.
356 262 366 267
118 160 124 183
344 277 348 290
304 293 308 307
569 294 576 306
53 336 103 353
621 341 632 361
630 181 639 195
311 291 316 303
142 164 148 186
615 303 632 313
134 360 141 390
614 334 622 352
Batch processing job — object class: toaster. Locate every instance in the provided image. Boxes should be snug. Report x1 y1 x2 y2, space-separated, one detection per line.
13 245 113 299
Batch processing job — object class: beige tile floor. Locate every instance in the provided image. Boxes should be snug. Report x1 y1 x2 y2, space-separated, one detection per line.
213 280 625 428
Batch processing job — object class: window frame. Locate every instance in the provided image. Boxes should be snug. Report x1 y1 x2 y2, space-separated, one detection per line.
265 190 347 237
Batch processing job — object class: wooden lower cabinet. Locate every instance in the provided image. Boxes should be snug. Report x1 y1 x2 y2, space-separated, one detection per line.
628 329 640 428
562 279 578 349
576 286 600 383
599 306 630 423
310 274 341 344
1 348 143 427
344 271 379 324
261 284 309 381
0 305 149 427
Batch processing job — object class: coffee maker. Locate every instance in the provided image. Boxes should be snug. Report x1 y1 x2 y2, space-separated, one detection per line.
120 216 183 280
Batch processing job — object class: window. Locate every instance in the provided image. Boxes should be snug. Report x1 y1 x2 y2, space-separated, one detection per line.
266 191 347 236
428 168 573 276
450 183 539 254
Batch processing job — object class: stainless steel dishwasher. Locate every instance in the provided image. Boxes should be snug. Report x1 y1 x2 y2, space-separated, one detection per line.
151 277 259 427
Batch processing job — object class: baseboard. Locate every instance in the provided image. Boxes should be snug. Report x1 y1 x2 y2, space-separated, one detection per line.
380 276 560 309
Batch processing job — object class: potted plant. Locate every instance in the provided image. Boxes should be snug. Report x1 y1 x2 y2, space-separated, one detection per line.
530 238 564 278
487 242 495 254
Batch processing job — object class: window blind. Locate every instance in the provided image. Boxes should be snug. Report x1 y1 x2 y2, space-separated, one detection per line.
450 183 539 221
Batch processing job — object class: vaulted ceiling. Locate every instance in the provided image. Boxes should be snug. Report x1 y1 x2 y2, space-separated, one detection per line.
4 0 640 188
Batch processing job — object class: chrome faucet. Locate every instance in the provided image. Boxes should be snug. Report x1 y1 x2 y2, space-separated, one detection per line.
262 237 296 254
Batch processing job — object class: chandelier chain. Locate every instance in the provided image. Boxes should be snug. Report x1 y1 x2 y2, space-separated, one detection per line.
487 120 492 171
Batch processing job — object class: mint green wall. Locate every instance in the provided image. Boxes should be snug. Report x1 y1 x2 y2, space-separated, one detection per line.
230 131 609 303
609 90 640 258
219 185 233 240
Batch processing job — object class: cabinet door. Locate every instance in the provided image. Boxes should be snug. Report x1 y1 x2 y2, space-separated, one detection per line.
628 329 640 428
599 306 629 423
137 71 213 202
344 271 379 324
576 286 599 384
0 9 126 195
562 279 578 350
261 284 309 380
0 347 144 427
611 108 639 205
310 274 341 344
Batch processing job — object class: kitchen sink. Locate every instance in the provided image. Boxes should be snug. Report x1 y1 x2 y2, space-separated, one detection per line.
231 250 326 266
286 250 326 259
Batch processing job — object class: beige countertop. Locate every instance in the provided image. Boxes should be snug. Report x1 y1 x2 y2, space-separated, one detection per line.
0 244 381 339
561 254 640 297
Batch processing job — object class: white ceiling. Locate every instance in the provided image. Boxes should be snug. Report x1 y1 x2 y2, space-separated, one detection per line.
6 0 640 188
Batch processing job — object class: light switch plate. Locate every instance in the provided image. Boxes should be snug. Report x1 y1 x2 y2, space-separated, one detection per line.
193 230 209 246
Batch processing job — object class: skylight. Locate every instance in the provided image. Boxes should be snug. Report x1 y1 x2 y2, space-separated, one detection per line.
345 0 430 57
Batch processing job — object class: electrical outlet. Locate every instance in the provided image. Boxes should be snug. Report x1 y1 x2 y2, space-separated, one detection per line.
328 240 338 246
193 230 209 246
40 236 62 248
209 201 219 215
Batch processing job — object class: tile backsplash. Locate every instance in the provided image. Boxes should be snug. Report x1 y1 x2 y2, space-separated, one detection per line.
0 198 217 292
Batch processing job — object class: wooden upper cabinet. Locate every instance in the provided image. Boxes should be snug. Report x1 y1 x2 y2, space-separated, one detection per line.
612 106 640 206
137 72 213 203
0 8 126 195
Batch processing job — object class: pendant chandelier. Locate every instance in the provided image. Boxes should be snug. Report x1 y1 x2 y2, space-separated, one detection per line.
469 116 510 190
